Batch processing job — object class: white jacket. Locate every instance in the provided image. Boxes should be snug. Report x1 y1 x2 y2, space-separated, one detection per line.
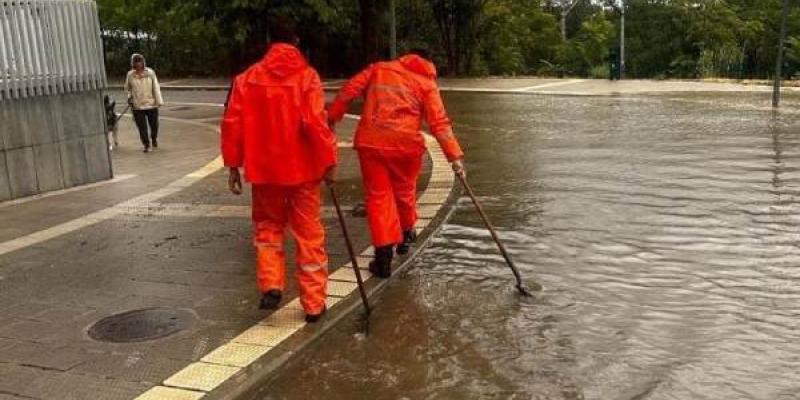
125 67 163 110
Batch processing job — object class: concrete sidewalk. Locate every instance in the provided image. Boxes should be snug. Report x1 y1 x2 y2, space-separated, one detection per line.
0 100 455 399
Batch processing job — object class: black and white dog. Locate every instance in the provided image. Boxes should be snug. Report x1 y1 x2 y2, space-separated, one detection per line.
104 95 120 151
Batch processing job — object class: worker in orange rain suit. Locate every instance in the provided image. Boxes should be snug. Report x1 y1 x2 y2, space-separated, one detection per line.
328 49 465 278
221 26 336 323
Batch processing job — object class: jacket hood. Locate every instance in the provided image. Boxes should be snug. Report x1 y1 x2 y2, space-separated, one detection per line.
130 53 146 67
262 43 308 78
399 54 437 79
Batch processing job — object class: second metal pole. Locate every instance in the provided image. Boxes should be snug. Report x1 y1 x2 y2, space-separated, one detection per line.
327 184 371 316
774 0 790 108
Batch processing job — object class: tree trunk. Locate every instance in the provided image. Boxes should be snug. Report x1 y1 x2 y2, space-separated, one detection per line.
359 0 385 64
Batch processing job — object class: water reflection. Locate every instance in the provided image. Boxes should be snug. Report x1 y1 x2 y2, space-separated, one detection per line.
258 92 800 400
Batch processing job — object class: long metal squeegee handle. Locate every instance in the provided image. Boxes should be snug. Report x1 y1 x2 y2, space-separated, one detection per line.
327 184 372 315
455 171 535 296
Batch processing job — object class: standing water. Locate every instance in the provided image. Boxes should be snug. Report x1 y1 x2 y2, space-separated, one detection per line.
258 91 800 400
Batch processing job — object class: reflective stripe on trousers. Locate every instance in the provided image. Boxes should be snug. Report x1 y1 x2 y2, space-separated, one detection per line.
251 182 328 314
358 149 423 247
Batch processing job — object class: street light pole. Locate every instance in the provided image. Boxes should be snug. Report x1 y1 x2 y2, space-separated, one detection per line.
620 0 625 79
773 0 790 108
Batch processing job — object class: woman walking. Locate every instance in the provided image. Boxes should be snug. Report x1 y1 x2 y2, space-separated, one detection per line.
125 53 164 152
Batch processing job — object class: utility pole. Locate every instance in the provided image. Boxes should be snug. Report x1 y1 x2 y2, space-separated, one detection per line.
773 0 790 108
389 0 397 59
620 0 625 79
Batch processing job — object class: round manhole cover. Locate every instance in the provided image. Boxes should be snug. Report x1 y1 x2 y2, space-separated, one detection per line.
88 308 194 343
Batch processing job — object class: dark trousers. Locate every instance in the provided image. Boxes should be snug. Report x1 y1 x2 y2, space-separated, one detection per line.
133 108 159 147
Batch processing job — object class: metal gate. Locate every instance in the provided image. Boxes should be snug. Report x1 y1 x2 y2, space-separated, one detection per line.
0 0 106 101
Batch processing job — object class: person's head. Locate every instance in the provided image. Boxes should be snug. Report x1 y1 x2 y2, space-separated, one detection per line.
407 47 431 60
131 53 145 72
268 18 299 46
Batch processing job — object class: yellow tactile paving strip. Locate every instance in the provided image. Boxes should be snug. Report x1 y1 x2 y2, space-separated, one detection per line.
164 362 241 392
135 386 205 400
201 343 273 368
136 119 456 399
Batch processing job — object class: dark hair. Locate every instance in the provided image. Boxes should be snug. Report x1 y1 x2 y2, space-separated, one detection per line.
268 18 298 44
407 47 431 60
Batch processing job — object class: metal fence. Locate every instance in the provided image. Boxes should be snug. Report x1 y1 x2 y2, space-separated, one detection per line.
0 0 106 101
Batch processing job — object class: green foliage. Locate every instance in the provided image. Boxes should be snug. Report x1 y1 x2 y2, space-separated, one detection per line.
558 13 614 76
97 0 800 79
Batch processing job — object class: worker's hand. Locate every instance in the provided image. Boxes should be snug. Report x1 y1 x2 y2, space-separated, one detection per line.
228 167 243 195
451 159 465 177
324 165 337 185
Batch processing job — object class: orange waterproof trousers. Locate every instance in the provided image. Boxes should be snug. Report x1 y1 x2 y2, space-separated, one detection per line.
252 183 327 314
358 149 423 247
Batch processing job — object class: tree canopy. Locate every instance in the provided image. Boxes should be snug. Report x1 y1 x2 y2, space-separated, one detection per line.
97 0 799 79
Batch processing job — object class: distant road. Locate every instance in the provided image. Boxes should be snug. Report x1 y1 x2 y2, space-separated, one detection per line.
106 78 800 97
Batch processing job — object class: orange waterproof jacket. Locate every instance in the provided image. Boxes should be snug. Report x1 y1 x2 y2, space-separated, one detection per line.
328 55 464 162
221 44 337 185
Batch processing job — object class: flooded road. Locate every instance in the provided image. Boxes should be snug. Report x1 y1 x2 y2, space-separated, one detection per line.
258 91 800 400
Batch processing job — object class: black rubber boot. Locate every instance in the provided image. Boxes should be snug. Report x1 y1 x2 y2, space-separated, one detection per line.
368 245 394 278
305 306 327 323
396 229 417 255
259 289 282 310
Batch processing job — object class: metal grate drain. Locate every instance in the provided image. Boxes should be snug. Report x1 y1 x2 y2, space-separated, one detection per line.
88 308 194 343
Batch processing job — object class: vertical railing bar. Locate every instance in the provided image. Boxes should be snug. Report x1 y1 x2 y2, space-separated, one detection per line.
0 2 11 100
80 1 96 90
38 1 56 95
68 1 86 91
70 0 85 91
42 1 57 94
63 0 77 91
49 2 64 95
76 1 90 91
60 0 76 93
9 4 27 98
11 0 24 99
32 0 51 96
90 0 106 88
27 0 45 96
53 0 71 93
83 1 97 90
28 0 44 96
18 0 37 96
90 1 103 89
2 1 18 99
49 1 64 95
28 0 43 95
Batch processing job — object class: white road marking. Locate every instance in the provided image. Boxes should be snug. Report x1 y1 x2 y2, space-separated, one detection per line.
0 158 222 258
513 79 586 91
166 102 225 108
116 203 352 219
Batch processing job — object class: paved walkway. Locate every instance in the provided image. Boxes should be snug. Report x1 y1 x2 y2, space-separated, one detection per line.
0 98 456 399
